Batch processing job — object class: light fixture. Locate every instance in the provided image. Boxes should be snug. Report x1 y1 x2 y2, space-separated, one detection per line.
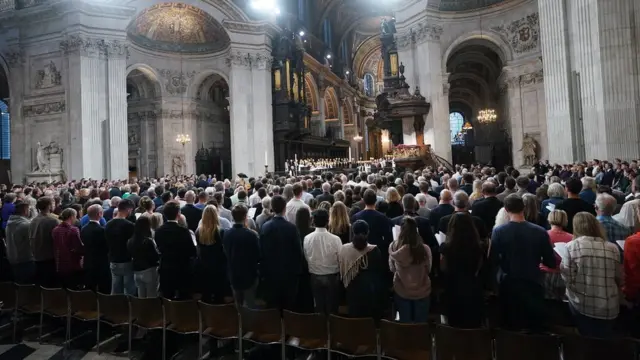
250 0 280 14
326 53 332 59
353 134 363 142
462 120 473 131
477 108 497 124
299 30 305 37
176 133 191 146
345 70 350 75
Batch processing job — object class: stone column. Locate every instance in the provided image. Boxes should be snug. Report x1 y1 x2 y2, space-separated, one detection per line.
316 73 327 137
250 51 274 176
337 97 345 140
6 49 26 183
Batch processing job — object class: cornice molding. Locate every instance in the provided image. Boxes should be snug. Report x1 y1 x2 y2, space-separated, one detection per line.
60 35 129 59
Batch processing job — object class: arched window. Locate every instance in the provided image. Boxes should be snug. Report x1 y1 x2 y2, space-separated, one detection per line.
449 111 465 145
0 101 9 159
364 73 374 97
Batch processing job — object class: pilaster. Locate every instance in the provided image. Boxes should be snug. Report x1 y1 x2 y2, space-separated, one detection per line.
316 73 327 137
6 48 26 183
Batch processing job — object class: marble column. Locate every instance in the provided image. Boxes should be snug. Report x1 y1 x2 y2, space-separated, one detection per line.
6 49 26 183
538 0 576 164
337 98 345 140
106 43 128 180
250 51 274 176
317 88 326 137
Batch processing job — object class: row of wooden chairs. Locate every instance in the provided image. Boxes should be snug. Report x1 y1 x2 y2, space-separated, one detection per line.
1 282 638 360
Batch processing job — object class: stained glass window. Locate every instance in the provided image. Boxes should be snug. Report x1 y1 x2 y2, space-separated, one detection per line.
450 111 465 145
364 73 374 97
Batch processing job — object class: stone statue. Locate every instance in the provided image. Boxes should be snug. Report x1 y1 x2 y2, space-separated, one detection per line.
520 134 538 167
34 141 49 172
128 130 138 145
172 155 184 176
35 61 61 89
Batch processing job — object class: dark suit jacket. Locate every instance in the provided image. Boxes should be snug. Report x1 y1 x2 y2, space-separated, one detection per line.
470 196 503 236
438 211 487 239
316 192 335 204
460 184 473 195
391 213 439 275
80 222 109 271
352 209 394 264
154 222 197 271
128 194 141 207
310 188 322 198
429 204 455 232
223 224 260 290
181 204 203 232
259 216 303 282
103 207 116 222
252 203 263 220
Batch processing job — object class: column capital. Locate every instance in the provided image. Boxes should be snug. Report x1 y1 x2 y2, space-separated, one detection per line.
411 21 443 45
59 35 129 59
225 50 273 70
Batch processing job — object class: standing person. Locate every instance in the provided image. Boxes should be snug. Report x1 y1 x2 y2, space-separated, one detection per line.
181 190 203 232
195 205 227 304
338 220 385 319
304 209 342 315
556 178 596 233
154 201 197 299
389 217 432 323
260 195 304 310
6 200 34 284
542 210 573 300
329 201 351 244
295 207 315 313
351 189 394 266
470 182 503 234
561 212 623 338
81 204 111 293
223 204 260 308
29 197 60 287
491 196 556 331
440 213 487 328
286 183 310 224
105 199 136 295
52 208 84 289
127 216 159 298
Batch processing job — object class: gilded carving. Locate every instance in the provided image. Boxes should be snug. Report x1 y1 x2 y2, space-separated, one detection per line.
34 61 62 89
492 13 540 54
157 69 196 95
23 100 65 116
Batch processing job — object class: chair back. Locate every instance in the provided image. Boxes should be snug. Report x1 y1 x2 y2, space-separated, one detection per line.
562 335 636 360
380 320 431 360
495 330 560 360
40 287 68 317
435 325 493 360
329 315 377 356
97 293 129 325
16 283 40 312
198 302 238 339
283 310 328 350
240 307 282 344
67 289 98 320
0 282 16 310
130 296 164 329
163 298 199 333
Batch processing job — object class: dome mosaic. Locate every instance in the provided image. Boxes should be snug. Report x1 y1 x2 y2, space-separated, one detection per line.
127 2 230 54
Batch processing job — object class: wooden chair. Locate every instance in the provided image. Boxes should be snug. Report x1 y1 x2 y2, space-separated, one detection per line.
198 302 239 360
545 300 577 335
96 293 130 354
434 325 493 360
39 287 68 343
0 282 16 341
562 335 636 360
163 298 200 360
495 330 560 360
379 320 431 360
129 297 165 360
329 315 377 358
66 289 98 347
15 283 41 341
240 307 283 345
282 311 328 352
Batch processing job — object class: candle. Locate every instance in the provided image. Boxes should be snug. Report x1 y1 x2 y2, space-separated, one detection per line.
295 153 297 162
264 151 268 166
348 147 352 161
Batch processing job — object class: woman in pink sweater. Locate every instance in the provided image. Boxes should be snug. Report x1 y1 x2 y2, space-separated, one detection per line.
389 217 432 323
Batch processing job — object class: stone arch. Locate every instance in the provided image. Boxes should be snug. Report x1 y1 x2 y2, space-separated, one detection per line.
126 64 163 99
0 53 10 98
342 97 354 125
187 69 230 100
442 30 513 72
324 86 339 120
353 36 381 78
304 72 319 112
448 72 492 104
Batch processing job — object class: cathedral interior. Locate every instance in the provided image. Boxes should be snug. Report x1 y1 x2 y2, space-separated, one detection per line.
0 0 638 182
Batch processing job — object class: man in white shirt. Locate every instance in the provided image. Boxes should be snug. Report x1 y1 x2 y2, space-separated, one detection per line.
285 183 310 223
303 209 342 314
419 181 439 210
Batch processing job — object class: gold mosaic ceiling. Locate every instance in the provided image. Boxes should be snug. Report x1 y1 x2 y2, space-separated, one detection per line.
127 2 230 54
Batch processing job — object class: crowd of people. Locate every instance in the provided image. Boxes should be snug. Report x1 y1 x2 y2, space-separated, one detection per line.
0 159 639 339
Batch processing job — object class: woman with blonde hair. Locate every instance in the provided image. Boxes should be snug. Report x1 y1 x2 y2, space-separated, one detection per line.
468 180 484 205
195 205 227 303
561 212 622 338
541 210 572 299
522 194 545 227
386 187 404 219
329 201 351 244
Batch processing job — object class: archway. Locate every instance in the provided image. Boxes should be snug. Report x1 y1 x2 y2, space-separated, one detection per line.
126 68 161 178
193 73 231 178
446 39 509 167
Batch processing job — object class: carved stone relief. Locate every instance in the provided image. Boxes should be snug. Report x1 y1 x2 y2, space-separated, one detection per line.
23 100 65 116
225 51 273 70
157 69 196 95
59 35 129 58
492 13 540 54
34 61 62 89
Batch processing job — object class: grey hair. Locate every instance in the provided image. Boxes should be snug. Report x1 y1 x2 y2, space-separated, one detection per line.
334 190 345 203
214 181 225 192
283 184 294 202
322 182 331 192
401 194 417 212
595 193 616 216
452 190 469 209
547 183 565 198
581 176 596 190
415 193 427 206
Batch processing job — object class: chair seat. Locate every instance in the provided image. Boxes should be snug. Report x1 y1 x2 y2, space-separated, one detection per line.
203 326 237 339
338 305 349 315
334 342 376 356
384 349 432 360
287 336 327 349
73 310 99 320
134 318 164 329
20 304 40 313
44 307 68 317
223 296 235 304
244 331 281 344
101 314 129 325
167 323 198 333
